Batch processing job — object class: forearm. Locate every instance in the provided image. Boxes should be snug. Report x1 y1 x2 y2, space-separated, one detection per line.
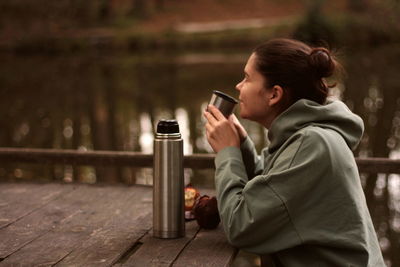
214 150 299 253
240 136 263 177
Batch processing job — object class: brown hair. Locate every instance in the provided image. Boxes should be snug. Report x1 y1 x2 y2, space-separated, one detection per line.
253 38 340 105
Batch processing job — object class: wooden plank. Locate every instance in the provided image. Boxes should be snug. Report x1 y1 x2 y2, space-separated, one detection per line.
0 184 236 266
0 147 153 167
1 147 400 173
184 154 215 169
0 183 76 229
118 188 228 267
0 184 152 266
56 186 152 266
172 225 237 267
119 220 200 267
0 147 215 169
0 184 104 259
57 226 148 266
356 157 400 174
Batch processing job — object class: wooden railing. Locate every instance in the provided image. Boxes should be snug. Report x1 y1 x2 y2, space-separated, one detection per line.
0 147 399 173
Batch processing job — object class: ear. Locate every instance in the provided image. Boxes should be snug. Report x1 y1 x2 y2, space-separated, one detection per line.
268 85 284 106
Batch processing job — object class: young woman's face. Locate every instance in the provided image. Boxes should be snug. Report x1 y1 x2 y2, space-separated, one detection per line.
235 53 273 126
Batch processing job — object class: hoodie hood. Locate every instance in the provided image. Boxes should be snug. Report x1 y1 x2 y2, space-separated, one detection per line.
268 99 364 153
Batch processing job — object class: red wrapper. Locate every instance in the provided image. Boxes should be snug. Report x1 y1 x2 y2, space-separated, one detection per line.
193 195 220 229
184 184 200 220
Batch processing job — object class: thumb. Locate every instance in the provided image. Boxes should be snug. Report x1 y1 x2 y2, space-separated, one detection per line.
229 114 247 142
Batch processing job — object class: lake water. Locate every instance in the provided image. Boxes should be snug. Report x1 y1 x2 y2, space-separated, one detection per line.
0 44 399 265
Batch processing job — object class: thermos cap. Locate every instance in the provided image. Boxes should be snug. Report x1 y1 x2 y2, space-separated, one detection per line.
157 119 180 134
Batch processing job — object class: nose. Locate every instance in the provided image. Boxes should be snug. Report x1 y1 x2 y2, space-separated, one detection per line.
235 80 243 91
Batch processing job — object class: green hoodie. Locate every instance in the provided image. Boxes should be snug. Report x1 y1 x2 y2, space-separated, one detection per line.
214 99 385 266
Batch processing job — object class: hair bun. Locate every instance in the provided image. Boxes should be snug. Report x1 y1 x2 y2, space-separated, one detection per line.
308 48 335 78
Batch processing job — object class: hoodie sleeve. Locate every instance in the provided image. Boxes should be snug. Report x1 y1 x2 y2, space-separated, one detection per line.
214 130 331 255
240 136 264 178
214 141 304 254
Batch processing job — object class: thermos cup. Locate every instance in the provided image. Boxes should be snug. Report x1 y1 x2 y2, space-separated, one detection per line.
153 119 185 238
208 90 238 118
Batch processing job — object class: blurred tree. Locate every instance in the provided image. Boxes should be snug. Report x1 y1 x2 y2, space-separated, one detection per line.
348 0 368 12
292 0 336 45
130 0 148 19
155 0 164 11
99 0 112 20
343 0 400 46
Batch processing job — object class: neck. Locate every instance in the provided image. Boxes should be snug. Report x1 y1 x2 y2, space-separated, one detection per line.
264 106 283 129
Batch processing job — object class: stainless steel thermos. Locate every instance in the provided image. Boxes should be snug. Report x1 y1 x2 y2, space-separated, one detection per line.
153 119 185 238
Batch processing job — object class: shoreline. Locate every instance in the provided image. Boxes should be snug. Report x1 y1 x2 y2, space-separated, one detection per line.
1 13 399 54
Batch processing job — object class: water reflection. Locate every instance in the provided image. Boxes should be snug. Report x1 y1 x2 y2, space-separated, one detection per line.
139 113 154 154
0 46 400 265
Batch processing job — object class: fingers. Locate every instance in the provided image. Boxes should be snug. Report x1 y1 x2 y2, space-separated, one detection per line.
204 109 218 126
228 114 247 142
207 105 226 121
228 113 239 123
204 105 236 134
205 122 213 135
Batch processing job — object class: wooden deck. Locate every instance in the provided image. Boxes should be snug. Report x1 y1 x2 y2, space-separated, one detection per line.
0 183 236 266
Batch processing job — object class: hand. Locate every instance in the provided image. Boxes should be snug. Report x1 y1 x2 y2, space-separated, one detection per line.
229 114 248 143
204 105 240 153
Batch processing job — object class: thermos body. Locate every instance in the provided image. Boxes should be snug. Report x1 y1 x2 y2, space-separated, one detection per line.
153 121 185 239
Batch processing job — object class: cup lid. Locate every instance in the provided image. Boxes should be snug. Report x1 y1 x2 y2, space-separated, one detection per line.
213 90 238 104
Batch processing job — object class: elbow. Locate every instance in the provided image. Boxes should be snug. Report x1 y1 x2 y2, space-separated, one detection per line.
229 238 245 249
226 231 242 248
224 223 249 248
220 207 253 248
223 215 266 251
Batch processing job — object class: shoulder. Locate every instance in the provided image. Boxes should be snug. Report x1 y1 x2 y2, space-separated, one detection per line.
296 125 349 156
270 126 337 172
281 126 330 157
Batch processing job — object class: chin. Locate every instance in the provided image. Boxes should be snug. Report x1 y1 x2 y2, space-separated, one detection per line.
239 112 250 120
239 105 249 119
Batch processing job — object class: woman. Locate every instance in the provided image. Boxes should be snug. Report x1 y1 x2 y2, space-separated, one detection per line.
204 38 385 266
